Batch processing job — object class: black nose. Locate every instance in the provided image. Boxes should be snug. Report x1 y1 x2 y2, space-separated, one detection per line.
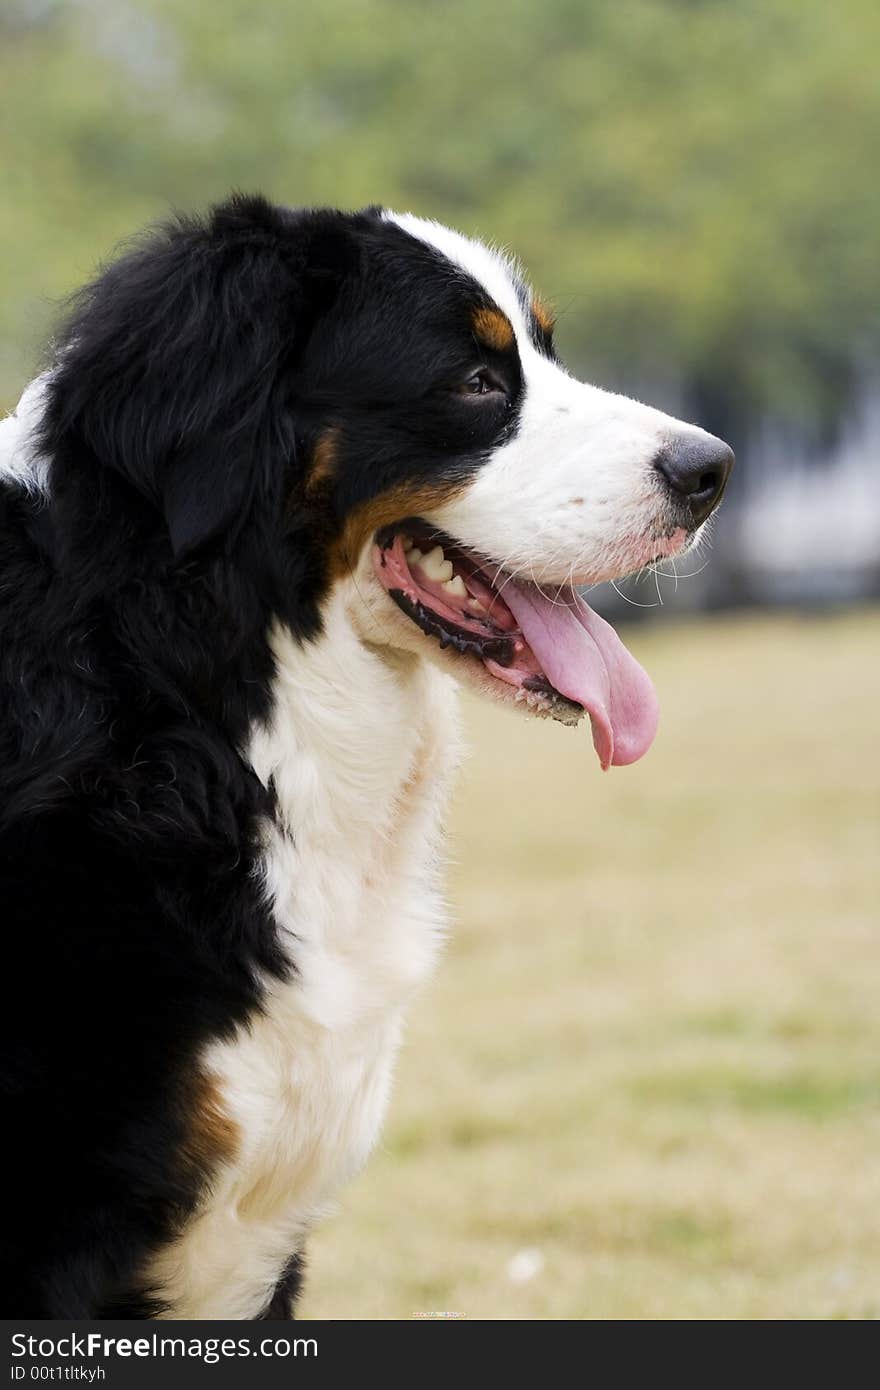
655 435 734 526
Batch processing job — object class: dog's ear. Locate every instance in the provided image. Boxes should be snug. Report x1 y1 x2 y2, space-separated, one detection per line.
45 195 349 558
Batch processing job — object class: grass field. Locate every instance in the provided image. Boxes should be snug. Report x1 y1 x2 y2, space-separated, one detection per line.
301 607 880 1320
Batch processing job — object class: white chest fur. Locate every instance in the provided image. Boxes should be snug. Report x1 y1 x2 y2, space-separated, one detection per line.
149 586 460 1319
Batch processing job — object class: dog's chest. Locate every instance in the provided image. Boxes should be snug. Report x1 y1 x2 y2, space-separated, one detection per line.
149 618 460 1318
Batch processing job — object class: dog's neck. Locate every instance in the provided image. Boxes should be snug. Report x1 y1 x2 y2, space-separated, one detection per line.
248 578 462 875
240 578 461 1035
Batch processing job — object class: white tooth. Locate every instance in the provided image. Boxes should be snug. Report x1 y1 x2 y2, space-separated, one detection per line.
420 545 448 580
408 548 423 565
437 560 454 582
443 575 467 598
467 596 488 614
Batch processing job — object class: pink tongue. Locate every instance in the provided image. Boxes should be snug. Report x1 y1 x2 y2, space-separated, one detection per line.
502 583 659 769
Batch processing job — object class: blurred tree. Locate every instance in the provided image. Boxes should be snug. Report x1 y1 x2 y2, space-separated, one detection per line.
1 0 878 459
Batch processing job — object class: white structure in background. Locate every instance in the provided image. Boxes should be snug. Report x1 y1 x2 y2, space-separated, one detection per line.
738 378 880 602
506 1248 545 1285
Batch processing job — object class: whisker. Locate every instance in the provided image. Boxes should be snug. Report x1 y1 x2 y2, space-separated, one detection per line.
647 553 713 583
611 579 659 609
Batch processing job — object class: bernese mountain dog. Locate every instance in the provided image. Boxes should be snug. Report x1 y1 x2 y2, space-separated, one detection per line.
0 195 733 1318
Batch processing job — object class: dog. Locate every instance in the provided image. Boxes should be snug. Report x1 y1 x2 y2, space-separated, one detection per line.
0 194 732 1318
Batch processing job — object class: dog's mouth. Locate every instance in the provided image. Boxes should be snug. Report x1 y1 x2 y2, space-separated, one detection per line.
373 522 659 769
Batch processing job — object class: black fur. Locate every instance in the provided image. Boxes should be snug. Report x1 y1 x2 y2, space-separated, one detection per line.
0 194 537 1318
258 1253 306 1320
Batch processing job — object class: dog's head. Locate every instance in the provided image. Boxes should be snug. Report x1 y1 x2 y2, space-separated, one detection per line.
44 194 732 767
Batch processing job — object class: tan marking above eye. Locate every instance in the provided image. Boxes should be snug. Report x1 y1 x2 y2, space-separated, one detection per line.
472 306 515 353
531 295 556 337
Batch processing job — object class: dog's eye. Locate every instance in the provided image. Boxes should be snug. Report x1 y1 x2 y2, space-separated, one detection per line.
458 369 505 397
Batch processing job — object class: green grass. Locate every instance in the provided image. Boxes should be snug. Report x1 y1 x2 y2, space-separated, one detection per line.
300 608 880 1320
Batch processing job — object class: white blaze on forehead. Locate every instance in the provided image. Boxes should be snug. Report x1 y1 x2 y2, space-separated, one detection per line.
382 210 531 337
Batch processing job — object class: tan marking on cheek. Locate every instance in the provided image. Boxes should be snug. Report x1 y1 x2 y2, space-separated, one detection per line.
531 295 556 337
305 428 338 494
328 480 468 580
472 306 514 352
179 1071 239 1177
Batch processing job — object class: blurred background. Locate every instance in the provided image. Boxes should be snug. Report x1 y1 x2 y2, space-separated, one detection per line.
1 0 877 1318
